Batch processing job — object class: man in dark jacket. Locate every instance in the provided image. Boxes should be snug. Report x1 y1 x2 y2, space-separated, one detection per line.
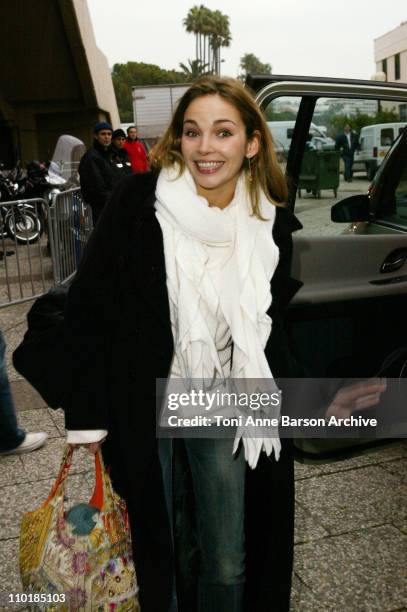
110 129 132 178
335 123 360 182
79 122 117 225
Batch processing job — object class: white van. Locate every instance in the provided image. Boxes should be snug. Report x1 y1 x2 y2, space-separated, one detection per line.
267 121 334 158
353 122 407 179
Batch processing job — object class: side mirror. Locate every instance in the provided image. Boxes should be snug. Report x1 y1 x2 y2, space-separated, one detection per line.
331 194 371 223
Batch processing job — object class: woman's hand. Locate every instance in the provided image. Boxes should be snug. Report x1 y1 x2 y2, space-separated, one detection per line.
325 378 387 419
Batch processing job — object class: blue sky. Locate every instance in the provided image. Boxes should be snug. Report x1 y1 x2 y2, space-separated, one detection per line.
87 0 406 80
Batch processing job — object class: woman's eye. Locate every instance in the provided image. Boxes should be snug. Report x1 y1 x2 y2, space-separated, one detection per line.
184 130 198 137
218 130 232 138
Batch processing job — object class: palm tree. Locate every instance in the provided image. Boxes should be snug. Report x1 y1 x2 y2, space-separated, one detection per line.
183 6 201 65
209 11 231 75
183 6 231 76
200 6 212 73
183 5 208 68
179 59 209 80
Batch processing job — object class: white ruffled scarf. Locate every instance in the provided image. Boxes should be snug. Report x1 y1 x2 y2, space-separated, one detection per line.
155 166 281 466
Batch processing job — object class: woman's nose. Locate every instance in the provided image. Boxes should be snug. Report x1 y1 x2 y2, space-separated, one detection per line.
197 134 214 155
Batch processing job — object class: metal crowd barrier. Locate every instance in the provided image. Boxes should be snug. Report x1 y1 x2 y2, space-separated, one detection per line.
0 190 93 308
0 198 51 307
48 188 93 284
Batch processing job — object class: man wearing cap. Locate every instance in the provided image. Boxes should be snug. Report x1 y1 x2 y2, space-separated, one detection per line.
110 129 132 178
79 122 118 225
123 125 149 173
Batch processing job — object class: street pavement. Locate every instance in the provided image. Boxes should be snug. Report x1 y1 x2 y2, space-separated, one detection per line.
0 175 406 611
1 312 406 611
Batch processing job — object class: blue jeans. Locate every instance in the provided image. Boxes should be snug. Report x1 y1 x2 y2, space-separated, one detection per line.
0 330 25 452
160 438 246 612
183 438 246 612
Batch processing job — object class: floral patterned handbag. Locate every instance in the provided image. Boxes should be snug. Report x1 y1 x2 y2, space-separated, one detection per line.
20 445 140 611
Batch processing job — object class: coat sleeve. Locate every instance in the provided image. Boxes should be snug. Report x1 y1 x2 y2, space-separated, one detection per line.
265 206 303 379
62 173 156 430
270 206 303 314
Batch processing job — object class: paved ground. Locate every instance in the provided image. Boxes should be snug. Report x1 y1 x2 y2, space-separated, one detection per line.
294 173 371 236
1 311 406 611
1 175 406 611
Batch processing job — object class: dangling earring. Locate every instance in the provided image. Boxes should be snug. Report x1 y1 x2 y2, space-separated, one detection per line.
247 156 253 182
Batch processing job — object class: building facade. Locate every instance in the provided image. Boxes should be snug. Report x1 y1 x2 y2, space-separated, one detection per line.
374 21 407 120
0 0 120 167
374 21 407 82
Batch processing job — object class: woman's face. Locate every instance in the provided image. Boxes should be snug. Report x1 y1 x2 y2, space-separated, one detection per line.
181 94 259 208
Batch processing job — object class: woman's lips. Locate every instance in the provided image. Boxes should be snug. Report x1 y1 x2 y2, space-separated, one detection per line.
194 161 224 174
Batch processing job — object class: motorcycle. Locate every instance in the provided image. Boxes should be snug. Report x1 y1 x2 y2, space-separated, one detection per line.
0 163 44 244
17 160 67 204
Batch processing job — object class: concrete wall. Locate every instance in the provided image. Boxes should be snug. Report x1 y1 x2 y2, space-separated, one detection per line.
0 0 120 165
70 0 120 129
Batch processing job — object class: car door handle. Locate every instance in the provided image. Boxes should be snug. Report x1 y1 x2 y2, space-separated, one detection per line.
381 248 407 273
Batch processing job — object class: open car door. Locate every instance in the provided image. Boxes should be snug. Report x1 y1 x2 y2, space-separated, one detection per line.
247 75 407 460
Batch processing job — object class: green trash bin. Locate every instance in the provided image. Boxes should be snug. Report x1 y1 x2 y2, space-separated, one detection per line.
298 149 340 199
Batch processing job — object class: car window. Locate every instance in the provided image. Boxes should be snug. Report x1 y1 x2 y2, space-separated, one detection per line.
265 96 302 175
370 132 407 227
380 128 394 146
395 167 407 218
263 95 407 236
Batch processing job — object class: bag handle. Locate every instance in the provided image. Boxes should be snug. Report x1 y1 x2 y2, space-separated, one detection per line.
44 445 74 505
44 446 105 510
89 450 104 510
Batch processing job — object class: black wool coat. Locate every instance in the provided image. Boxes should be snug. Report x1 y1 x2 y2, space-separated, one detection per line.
63 172 302 612
78 141 119 222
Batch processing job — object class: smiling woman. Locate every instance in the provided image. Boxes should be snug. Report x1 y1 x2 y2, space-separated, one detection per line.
62 76 302 612
151 76 288 217
180 96 259 208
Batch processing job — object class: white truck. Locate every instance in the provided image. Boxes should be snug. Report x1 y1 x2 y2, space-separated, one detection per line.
267 121 335 159
353 122 407 180
131 83 191 140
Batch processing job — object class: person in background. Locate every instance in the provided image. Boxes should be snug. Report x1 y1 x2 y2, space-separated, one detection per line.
110 129 132 178
78 122 117 225
0 330 47 455
123 125 149 173
335 123 360 182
